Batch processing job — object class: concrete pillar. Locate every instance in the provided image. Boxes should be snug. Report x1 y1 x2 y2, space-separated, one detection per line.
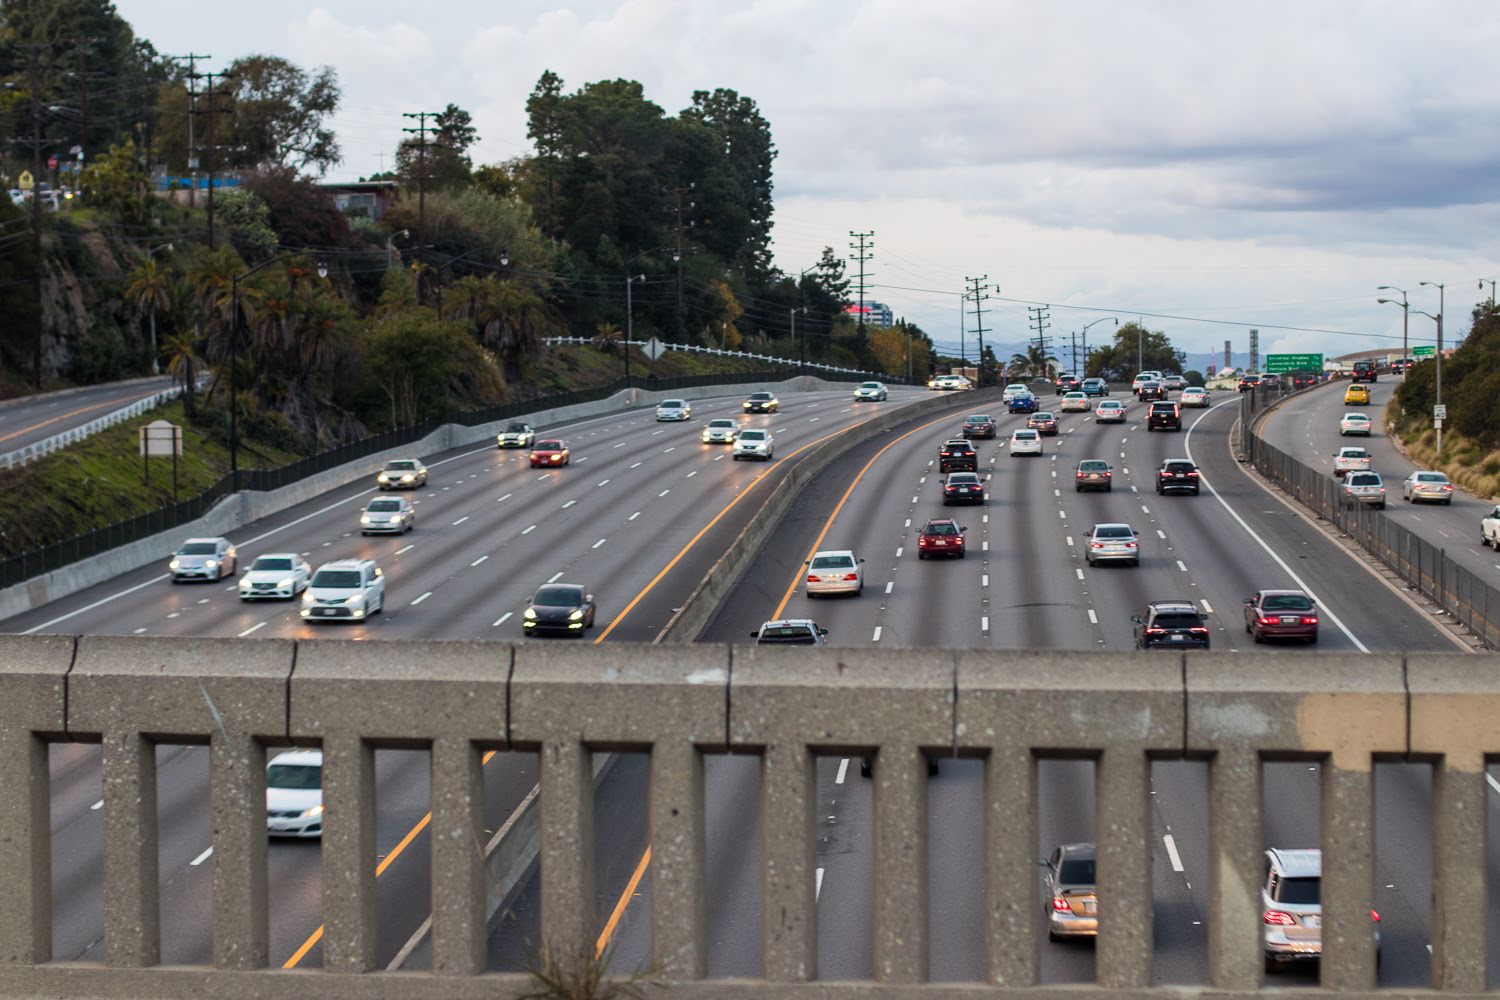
1320 755 1377 991
210 732 268 969
1207 748 1263 990
872 743 928 983
101 731 159 967
761 742 816 981
649 740 706 978
430 735 486 976
1095 747 1152 989
539 738 594 963
320 733 377 973
984 746 1036 987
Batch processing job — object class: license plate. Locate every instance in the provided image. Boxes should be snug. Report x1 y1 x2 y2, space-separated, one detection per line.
1170 634 1185 641
1082 900 1097 914
1304 915 1321 928
1281 617 1298 625
316 609 334 616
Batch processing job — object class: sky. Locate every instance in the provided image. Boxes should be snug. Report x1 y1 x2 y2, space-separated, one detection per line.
117 0 1500 366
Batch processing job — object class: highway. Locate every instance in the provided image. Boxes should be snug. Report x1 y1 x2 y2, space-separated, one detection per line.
0 376 178 455
525 385 1481 988
1258 375 1499 585
8 384 953 969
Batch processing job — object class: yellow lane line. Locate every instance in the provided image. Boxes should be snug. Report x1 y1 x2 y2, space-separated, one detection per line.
595 846 652 958
0 388 163 445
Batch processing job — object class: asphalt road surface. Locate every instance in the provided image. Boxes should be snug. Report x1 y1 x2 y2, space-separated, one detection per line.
0 376 177 455
15 384 957 969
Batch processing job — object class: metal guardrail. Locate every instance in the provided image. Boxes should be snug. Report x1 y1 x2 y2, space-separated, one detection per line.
541 336 897 379
0 369 840 589
0 637 1489 997
0 385 187 469
1238 370 1500 649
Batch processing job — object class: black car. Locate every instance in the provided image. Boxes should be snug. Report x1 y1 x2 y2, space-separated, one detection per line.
1132 600 1211 650
1137 381 1166 402
522 583 597 637
938 439 978 472
962 414 997 439
1157 459 1200 495
1238 374 1263 392
942 472 985 505
1146 401 1182 431
743 391 779 413
1055 374 1081 393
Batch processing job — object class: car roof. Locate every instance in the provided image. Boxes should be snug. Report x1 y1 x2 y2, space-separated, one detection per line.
268 749 324 767
1266 848 1321 877
1147 600 1199 613
1012 429 1038 435
1091 522 1133 532
1257 589 1310 599
965 414 993 420
760 618 818 629
1096 399 1122 405
1056 842 1096 860
316 558 374 571
536 582 585 595
384 457 422 464
947 471 980 479
922 518 960 527
660 398 685 405
182 536 228 545
812 549 856 559
1063 391 1086 397
252 552 301 560
1162 458 1194 465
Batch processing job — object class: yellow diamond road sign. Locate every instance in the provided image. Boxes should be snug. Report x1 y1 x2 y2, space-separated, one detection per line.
17 170 33 191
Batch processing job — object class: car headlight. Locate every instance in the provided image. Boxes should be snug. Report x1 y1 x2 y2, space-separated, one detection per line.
377 474 389 483
401 474 414 482
205 560 217 569
302 593 315 605
238 578 251 588
169 559 181 570
302 804 324 818
360 516 372 525
569 608 585 621
277 579 293 589
524 608 538 620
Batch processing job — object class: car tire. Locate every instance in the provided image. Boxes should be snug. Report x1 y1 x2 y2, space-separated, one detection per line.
1252 629 1263 644
1378 502 1386 510
1265 955 1279 975
1130 558 1139 567
1105 485 1112 492
958 550 965 559
1444 498 1452 505
1307 633 1318 645
1191 488 1200 495
918 552 927 560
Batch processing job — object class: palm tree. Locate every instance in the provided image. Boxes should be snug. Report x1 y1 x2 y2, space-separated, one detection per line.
123 258 171 375
1009 343 1059 378
160 332 202 418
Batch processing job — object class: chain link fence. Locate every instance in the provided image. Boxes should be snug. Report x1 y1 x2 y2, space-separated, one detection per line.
1242 383 1499 649
1 367 853 590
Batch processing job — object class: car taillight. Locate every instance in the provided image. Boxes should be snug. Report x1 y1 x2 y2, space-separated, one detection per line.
1258 616 1277 625
941 451 951 457
1264 910 1296 926
1189 627 1210 634
1443 484 1454 491
1125 541 1137 548
1103 471 1112 477
1090 542 1104 549
806 575 818 583
1187 471 1199 477
1051 897 1072 912
1301 617 1319 625
1076 472 1085 478
1371 909 1381 922
1145 627 1166 634
843 573 859 581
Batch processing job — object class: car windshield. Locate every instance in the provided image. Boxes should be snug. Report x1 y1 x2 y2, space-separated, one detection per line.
1262 594 1314 611
739 430 766 441
1340 450 1368 458
925 523 959 536
757 625 817 643
535 441 564 451
367 499 403 512
948 474 979 484
311 570 361 588
1346 474 1381 486
1095 526 1133 539
860 382 881 389
1059 858 1095 884
251 557 292 571
750 393 772 400
1035 413 1055 420
661 400 684 408
1013 431 1037 439
1084 379 1103 385
1079 461 1109 472
1065 393 1085 399
534 586 583 606
810 555 855 569
1275 876 1321 905
1098 402 1121 409
1344 414 1368 420
965 416 990 424
385 461 417 471
708 420 734 428
1153 613 1203 628
1164 462 1195 473
1416 473 1448 482
178 542 217 555
505 423 529 432
266 764 321 790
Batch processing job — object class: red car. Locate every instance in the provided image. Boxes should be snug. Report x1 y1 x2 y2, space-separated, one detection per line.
917 518 966 559
1243 589 1319 644
529 439 571 468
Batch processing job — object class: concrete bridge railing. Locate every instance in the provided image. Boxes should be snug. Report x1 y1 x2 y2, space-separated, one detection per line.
0 635 1491 998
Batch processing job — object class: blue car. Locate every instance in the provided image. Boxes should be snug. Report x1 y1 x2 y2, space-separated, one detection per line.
1009 394 1038 414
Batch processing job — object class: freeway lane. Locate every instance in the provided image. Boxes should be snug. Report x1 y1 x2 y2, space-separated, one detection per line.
1259 376 1500 586
0 376 178 455
576 388 1467 986
13 384 967 969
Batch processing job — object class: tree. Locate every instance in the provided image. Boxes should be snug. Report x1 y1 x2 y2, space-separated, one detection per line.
524 70 568 233
79 139 155 222
160 332 201 417
396 102 478 191
1086 322 1185 381
1010 343 1058 377
0 196 41 373
680 88 776 279
123 257 171 374
240 166 350 248
869 325 911 378
361 310 468 427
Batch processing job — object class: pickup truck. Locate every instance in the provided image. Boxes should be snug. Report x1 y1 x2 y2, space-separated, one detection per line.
1483 506 1500 548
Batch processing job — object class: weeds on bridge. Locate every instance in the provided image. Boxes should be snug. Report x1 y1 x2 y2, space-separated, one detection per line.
519 937 657 1000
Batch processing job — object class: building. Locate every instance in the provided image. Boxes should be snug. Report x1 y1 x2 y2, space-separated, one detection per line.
844 301 894 328
318 180 399 221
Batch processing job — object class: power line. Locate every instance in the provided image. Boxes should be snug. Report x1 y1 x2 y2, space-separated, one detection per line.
400 110 438 249
848 231 874 347
965 275 991 386
166 53 211 208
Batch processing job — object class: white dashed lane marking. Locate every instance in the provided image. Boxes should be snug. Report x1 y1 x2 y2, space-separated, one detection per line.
471 556 489 567
1088 609 1098 624
396 544 415 555
521 525 536 535
237 622 266 638
411 592 432 606
493 612 512 627
547 571 564 583
452 516 470 526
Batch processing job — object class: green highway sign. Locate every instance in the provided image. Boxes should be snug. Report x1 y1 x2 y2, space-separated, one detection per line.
1412 345 1436 357
1264 353 1324 373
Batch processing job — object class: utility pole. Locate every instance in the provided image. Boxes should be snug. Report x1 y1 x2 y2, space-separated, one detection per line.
1027 304 1052 376
401 111 437 250
21 44 47 387
1071 331 1078 378
192 69 233 249
168 53 211 207
849 231 874 349
72 37 96 173
666 184 694 331
965 275 991 386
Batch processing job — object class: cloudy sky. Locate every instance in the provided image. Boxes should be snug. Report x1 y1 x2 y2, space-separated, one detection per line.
119 0 1500 364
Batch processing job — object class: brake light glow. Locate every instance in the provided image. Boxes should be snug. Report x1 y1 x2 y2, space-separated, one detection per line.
807 575 818 583
1301 617 1319 625
1371 909 1381 922
1125 541 1137 548
1052 897 1072 913
1264 910 1296 926
1258 617 1278 626
1189 627 1210 634
843 573 859 581
1145 627 1166 634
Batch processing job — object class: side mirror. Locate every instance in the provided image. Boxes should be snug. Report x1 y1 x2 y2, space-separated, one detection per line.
748 631 759 639
859 558 866 563
804 560 811 566
1130 615 1144 624
586 594 594 604
818 628 829 636
961 526 969 532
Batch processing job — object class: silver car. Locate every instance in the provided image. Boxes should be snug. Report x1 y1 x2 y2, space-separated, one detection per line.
169 537 237 582
1085 523 1140 566
1179 386 1210 407
656 398 691 421
805 550 864 597
1339 412 1372 436
1262 848 1380 973
1332 446 1371 478
1340 471 1386 509
1044 842 1098 940
1403 470 1454 504
701 418 737 444
732 428 774 460
1094 400 1127 423
360 495 415 534
853 381 888 401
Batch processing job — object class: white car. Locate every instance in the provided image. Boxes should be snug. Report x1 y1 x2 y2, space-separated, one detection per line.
376 458 427 490
1010 428 1043 456
1132 371 1162 392
301 559 385 623
359 495 415 534
1403 470 1454 504
1179 387 1210 407
497 422 535 448
1332 447 1371 478
1085 523 1140 566
928 375 963 390
169 537 237 582
1059 392 1090 412
1339 412 1372 436
732 428 774 460
656 399 691 421
805 549 864 596
1094 400 1127 423
238 553 312 601
266 750 324 838
701 418 737 444
1002 383 1029 403
1481 505 1500 547
853 381 888 401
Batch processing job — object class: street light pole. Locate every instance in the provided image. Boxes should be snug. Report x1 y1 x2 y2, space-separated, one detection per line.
1419 281 1445 455
792 306 807 375
1377 286 1409 364
1079 316 1118 379
1481 278 1496 310
621 248 678 392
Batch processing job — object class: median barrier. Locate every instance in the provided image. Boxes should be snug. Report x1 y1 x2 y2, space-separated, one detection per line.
0 636 1479 996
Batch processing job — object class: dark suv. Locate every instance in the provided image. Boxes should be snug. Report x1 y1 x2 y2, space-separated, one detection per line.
1055 374 1081 393
961 414 997 439
1157 459 1200 494
1146 401 1182 431
1132 601 1211 649
938 439 977 472
1238 373 1263 392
